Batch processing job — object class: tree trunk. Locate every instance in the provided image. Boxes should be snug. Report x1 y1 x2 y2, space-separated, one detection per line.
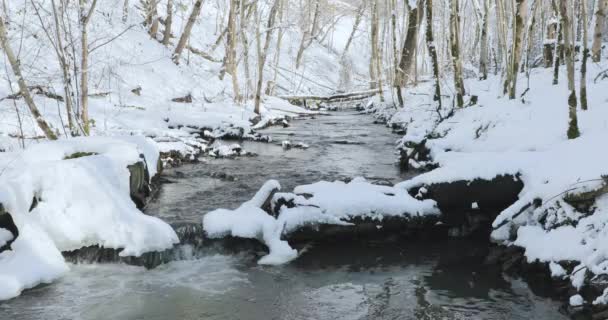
369 0 380 89
79 0 98 136
425 0 442 111
506 0 527 99
240 0 254 94
51 0 76 134
226 0 241 101
173 0 203 63
148 0 160 39
295 0 320 69
162 0 173 45
449 0 465 107
268 0 285 96
592 0 608 62
342 2 365 59
479 0 490 79
0 16 58 140
254 0 279 114
396 1 422 88
122 0 129 22
581 0 589 110
559 0 580 139
552 19 563 85
544 21 558 68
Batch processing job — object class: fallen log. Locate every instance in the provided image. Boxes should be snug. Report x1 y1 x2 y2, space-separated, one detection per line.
278 89 382 104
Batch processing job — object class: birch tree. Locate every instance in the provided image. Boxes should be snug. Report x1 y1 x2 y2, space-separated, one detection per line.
449 0 465 107
505 0 527 99
0 16 58 140
559 0 580 139
425 0 442 111
591 0 608 62
581 0 589 110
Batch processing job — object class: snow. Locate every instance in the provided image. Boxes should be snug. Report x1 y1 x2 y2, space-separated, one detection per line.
292 177 438 220
549 262 567 278
0 228 13 248
203 178 438 265
0 137 178 300
570 294 584 307
203 180 298 265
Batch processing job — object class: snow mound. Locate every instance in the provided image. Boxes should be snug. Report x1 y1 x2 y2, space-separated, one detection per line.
203 178 438 265
203 180 297 265
0 137 178 300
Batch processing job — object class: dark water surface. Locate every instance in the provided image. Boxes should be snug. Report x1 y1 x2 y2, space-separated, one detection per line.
0 111 567 320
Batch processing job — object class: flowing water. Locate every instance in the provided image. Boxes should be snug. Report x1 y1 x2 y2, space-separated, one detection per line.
0 111 567 320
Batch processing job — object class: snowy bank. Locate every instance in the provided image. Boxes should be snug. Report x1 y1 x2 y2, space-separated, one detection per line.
362 63 608 306
203 178 439 265
0 137 178 300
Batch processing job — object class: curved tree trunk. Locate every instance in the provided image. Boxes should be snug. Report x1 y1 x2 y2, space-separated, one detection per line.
0 16 58 140
254 0 279 114
173 0 203 63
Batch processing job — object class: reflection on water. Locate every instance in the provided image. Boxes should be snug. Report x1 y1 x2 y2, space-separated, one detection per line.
0 112 567 320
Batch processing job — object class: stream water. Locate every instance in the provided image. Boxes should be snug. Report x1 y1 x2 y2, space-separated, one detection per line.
0 111 567 320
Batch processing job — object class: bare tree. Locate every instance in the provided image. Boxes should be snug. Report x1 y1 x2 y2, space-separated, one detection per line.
173 0 203 63
341 2 365 60
162 0 173 45
79 0 98 136
0 16 58 140
295 0 321 69
449 0 465 107
226 0 241 101
254 0 279 114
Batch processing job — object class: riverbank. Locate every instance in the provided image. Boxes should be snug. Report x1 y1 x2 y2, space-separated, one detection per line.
359 63 608 317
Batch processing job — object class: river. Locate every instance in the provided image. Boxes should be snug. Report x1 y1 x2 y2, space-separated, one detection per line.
0 110 567 320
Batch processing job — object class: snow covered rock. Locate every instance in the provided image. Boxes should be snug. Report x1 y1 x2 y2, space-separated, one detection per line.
203 178 439 264
203 180 297 265
0 137 179 301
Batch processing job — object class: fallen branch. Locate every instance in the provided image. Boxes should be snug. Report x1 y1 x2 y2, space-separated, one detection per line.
278 88 382 103
187 45 222 63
